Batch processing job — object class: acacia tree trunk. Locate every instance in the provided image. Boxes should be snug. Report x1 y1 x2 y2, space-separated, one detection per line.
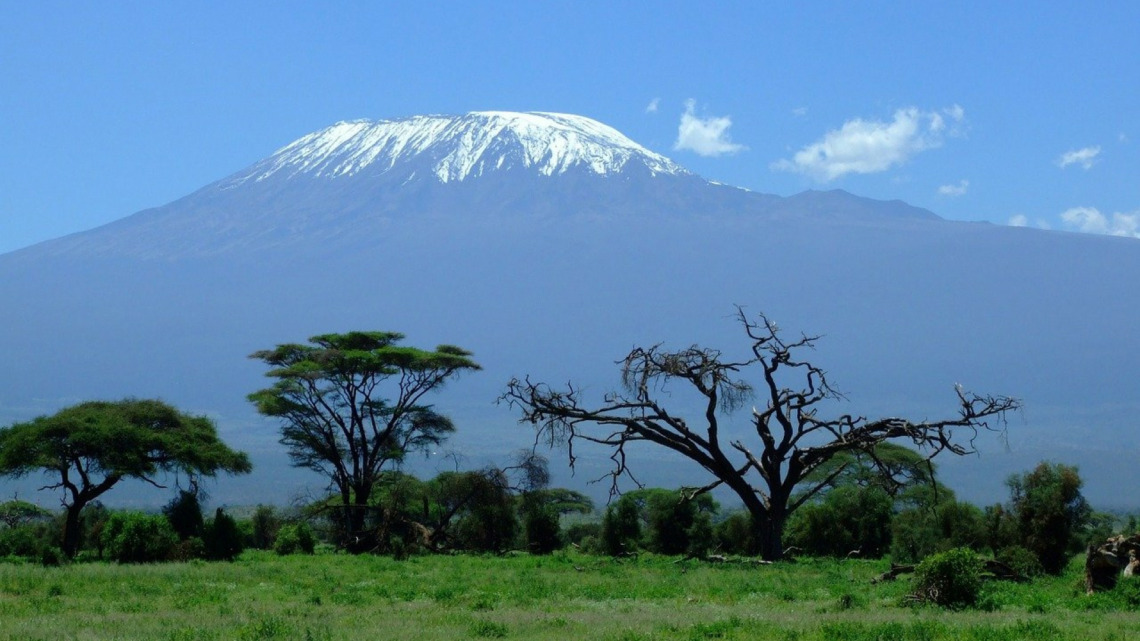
755 512 787 561
61 502 85 559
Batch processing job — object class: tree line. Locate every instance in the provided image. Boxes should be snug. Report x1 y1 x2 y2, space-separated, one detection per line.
0 314 1124 576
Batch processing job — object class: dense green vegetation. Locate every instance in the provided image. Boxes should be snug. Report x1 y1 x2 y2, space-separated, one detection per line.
1 551 1138 640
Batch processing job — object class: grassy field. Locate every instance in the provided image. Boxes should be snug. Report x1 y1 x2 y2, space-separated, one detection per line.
0 551 1137 640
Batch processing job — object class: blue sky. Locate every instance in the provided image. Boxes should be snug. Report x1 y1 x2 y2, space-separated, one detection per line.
2 2 1136 254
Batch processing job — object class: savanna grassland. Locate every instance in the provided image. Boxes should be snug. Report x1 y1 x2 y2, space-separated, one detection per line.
1 551 1137 641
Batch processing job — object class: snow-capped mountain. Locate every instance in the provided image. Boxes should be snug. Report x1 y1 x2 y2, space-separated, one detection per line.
1 111 1138 508
15 111 932 261
223 112 688 186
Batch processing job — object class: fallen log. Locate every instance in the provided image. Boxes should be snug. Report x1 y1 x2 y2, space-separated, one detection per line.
871 559 1026 584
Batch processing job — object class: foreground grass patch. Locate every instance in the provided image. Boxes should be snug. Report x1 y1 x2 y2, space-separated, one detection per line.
0 552 1135 640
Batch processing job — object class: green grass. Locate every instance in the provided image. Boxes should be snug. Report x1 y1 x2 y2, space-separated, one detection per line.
0 551 1136 640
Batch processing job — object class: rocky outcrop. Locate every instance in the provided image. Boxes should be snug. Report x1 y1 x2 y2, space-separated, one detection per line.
1085 534 1140 593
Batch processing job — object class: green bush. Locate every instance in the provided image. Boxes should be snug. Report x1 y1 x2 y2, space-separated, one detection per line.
163 490 205 541
39 546 66 567
274 522 316 555
786 485 892 558
171 537 206 561
995 545 1044 577
523 506 562 555
0 521 56 559
601 496 641 556
714 511 754 555
911 547 982 608
564 522 601 547
890 496 986 563
204 508 244 561
248 505 280 550
101 512 178 563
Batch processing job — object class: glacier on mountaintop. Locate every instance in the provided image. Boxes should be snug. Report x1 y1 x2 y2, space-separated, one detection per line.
224 111 688 187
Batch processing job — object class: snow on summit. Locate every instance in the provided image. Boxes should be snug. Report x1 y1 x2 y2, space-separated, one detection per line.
225 112 688 186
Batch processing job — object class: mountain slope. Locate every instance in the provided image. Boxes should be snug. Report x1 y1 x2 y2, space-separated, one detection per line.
0 111 1136 508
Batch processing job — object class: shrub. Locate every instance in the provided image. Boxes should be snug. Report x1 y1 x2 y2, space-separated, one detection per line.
274 522 316 555
564 522 601 547
39 546 66 567
995 545 1044 577
163 490 205 541
523 506 562 555
171 536 206 562
891 499 986 563
714 511 754 555
911 547 982 608
686 513 715 558
0 521 56 559
101 512 178 563
249 505 280 550
204 508 244 561
786 485 892 558
601 496 641 556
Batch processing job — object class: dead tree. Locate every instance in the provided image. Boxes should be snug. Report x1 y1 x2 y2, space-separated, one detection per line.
502 309 1018 561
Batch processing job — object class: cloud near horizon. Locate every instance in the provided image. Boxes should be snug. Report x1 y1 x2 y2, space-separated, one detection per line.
773 105 964 181
673 100 745 157
1060 206 1140 238
938 179 969 197
1057 146 1100 170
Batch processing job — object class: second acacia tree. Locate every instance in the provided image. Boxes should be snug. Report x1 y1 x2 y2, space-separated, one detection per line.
504 310 1019 561
249 331 480 551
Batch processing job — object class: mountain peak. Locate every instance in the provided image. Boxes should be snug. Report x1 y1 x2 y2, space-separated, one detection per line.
222 111 688 187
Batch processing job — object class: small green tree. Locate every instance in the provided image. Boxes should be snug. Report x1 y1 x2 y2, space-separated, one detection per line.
714 511 755 555
601 495 641 556
249 332 479 551
452 470 518 553
0 399 251 558
101 512 179 564
204 508 244 561
519 488 593 555
249 505 281 550
1006 462 1091 574
786 484 893 558
891 488 987 563
632 488 718 556
274 522 316 555
163 490 205 541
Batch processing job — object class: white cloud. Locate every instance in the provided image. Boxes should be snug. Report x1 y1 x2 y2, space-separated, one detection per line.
645 98 660 114
1060 206 1140 238
792 106 808 118
772 106 962 181
673 99 745 157
938 180 969 197
1008 214 1028 227
1056 146 1100 170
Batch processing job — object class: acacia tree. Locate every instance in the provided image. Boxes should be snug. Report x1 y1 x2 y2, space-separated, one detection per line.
1007 462 1091 574
0 399 252 558
248 331 479 551
503 310 1019 560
